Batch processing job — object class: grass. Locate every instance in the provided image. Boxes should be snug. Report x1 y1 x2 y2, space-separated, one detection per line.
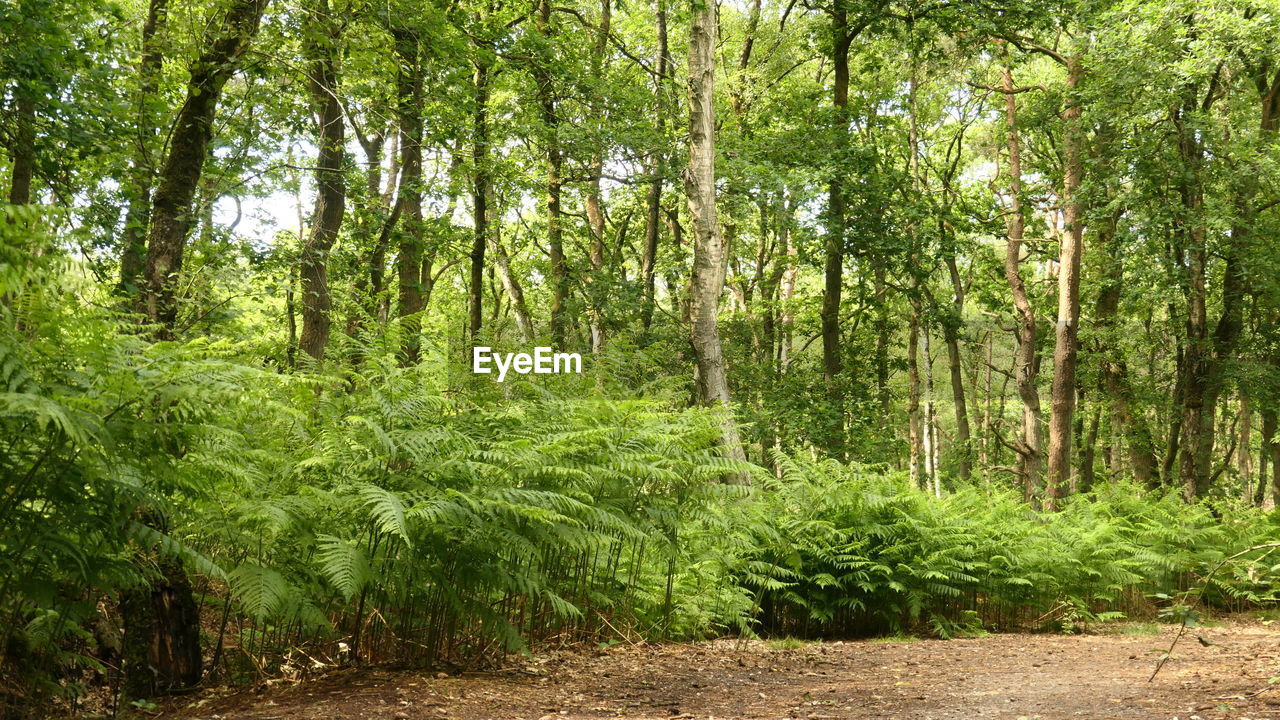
867 634 919 643
1103 622 1161 636
766 637 807 650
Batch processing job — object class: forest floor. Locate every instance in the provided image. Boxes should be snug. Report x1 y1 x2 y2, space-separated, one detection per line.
166 619 1280 720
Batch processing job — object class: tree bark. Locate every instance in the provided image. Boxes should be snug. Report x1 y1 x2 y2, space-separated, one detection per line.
1001 63 1043 504
585 0 612 353
820 7 853 452
118 0 169 295
343 125 385 341
122 557 202 697
924 318 939 495
685 0 748 480
140 0 270 336
492 231 534 343
1239 394 1253 499
943 257 972 481
907 302 924 487
777 194 798 372
1078 404 1101 493
7 97 35 205
1260 408 1277 508
1174 71 1247 499
297 0 345 363
1045 57 1085 510
469 62 490 342
640 0 670 334
392 28 425 364
535 0 567 349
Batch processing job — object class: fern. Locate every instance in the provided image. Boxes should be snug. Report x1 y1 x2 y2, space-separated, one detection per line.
229 565 290 621
315 535 371 601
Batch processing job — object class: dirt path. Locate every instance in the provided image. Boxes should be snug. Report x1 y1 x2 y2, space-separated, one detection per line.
170 621 1280 720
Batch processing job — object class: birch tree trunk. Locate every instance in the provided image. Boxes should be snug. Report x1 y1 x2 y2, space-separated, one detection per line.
907 303 924 487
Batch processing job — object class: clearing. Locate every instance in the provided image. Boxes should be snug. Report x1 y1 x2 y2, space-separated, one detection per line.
168 620 1280 720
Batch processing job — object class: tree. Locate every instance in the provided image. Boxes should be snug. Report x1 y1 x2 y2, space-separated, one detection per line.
1045 53 1086 508
117 0 169 296
685 0 748 477
140 0 271 336
297 0 346 363
998 60 1043 504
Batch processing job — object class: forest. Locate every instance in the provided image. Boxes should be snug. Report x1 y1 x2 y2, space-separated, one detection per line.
4 0 1280 715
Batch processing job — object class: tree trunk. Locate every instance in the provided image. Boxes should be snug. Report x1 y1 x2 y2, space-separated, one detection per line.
820 8 852 452
1171 61 1247 500
1078 404 1101 493
943 255 972 481
1260 408 1277 508
640 0 669 335
122 557 202 698
1045 57 1085 510
297 0 345 363
924 320 939 495
118 0 169 296
874 264 891 414
7 97 35 205
685 0 748 480
1239 394 1253 500
586 170 606 352
535 0 567 350
1001 63 1043 504
907 303 924 487
140 0 270 336
469 62 490 342
777 194 798 372
491 207 535 342
1095 226 1160 487
585 0 612 354
392 28 425 364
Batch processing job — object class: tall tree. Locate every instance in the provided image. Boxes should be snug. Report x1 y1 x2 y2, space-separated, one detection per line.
819 4 856 451
118 0 169 295
297 0 346 363
534 0 567 349
469 60 491 342
392 26 425 363
1045 54 1086 509
639 0 670 334
999 61 1043 503
140 0 271 335
685 0 747 478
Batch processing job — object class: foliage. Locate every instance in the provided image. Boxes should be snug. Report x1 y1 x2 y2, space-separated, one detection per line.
6 0 1280 713
3 237 1280 709
739 455 1280 638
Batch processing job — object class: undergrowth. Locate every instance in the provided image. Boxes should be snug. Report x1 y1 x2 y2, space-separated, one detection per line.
3 232 1280 714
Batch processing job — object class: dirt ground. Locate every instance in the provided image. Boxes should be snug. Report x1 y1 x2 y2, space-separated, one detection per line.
167 620 1280 720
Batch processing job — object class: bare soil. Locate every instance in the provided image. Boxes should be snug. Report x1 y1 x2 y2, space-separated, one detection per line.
167 621 1280 720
